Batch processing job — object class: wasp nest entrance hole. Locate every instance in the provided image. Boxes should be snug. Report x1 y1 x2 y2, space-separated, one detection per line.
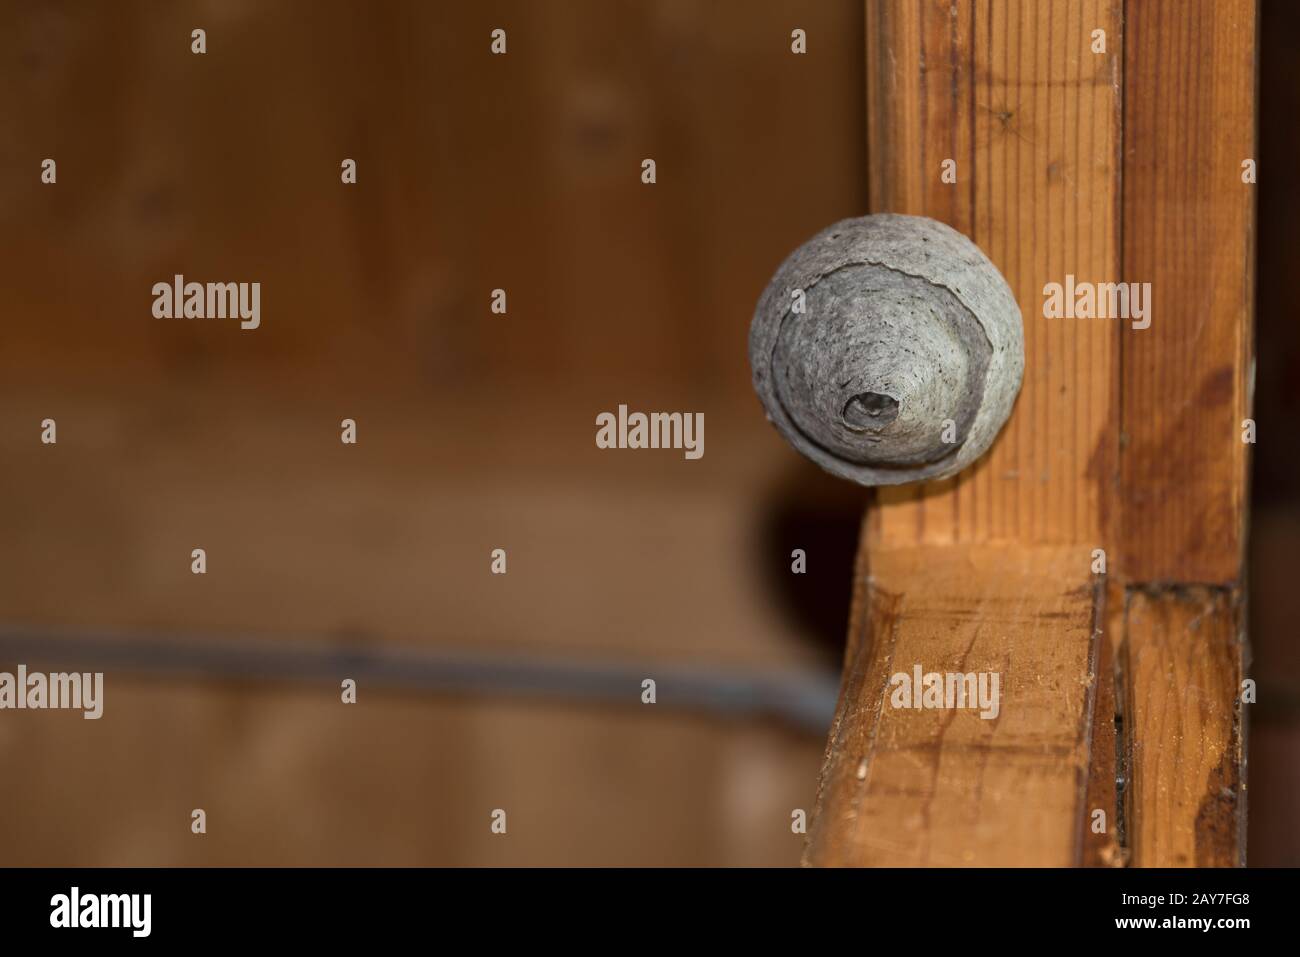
842 391 899 429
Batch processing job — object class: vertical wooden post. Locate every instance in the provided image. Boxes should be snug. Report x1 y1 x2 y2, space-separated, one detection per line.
1118 0 1255 867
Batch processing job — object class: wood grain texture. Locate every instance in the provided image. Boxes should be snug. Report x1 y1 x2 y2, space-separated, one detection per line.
865 0 1122 550
1113 0 1255 870
1082 578 1123 866
806 544 1101 866
1120 0 1257 585
1123 588 1246 866
820 0 1122 868
824 0 1257 867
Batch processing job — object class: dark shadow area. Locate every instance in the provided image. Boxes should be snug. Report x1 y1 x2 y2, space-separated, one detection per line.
758 459 869 670
1247 0 1300 866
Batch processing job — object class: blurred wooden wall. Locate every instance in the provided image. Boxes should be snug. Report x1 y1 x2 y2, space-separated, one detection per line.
0 0 865 397
0 0 868 865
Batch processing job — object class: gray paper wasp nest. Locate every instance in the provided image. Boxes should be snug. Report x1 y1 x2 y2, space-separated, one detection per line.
749 214 1023 486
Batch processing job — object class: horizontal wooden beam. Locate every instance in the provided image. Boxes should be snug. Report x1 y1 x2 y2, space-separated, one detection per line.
806 543 1101 867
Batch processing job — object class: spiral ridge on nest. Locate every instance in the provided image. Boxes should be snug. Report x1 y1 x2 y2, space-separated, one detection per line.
750 214 1024 486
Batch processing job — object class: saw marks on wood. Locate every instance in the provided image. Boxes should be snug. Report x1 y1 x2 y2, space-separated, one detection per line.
806 544 1101 866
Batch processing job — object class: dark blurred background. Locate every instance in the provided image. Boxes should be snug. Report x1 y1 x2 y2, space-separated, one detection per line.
0 0 866 866
1247 0 1300 870
0 0 1293 866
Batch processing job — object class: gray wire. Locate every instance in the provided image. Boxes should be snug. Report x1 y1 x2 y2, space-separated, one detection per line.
0 625 840 733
